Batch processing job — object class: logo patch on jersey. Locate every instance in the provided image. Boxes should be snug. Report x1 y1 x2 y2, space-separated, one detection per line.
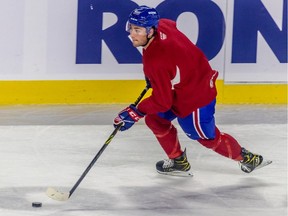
160 32 167 40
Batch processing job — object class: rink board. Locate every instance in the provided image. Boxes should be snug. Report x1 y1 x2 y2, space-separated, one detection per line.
0 80 286 105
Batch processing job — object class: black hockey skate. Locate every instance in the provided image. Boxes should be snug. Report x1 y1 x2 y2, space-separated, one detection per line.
156 149 193 177
239 147 272 173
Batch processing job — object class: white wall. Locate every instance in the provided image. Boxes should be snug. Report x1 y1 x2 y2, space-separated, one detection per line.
0 0 286 82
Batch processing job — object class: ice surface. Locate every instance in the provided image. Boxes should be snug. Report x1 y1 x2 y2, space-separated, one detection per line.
0 105 287 216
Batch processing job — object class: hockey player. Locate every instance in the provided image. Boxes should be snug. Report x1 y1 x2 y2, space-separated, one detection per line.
114 5 270 176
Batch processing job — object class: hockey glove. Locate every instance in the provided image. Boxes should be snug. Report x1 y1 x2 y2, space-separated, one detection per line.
113 105 145 131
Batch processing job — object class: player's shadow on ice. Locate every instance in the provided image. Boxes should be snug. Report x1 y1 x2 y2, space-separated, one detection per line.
118 177 275 210
0 179 275 213
0 186 115 211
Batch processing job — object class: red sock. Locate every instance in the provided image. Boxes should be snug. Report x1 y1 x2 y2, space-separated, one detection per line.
155 125 182 158
197 127 243 160
145 114 182 159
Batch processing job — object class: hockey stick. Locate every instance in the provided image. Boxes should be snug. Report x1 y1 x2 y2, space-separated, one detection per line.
46 85 150 201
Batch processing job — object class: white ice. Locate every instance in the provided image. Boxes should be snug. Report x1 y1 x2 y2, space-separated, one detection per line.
0 105 287 216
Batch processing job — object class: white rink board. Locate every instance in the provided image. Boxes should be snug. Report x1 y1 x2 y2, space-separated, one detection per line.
0 0 286 82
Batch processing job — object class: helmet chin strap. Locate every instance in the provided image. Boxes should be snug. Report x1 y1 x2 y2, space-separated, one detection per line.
141 36 152 47
141 27 156 47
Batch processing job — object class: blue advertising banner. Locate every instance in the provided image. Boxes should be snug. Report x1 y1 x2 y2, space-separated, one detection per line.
76 0 287 64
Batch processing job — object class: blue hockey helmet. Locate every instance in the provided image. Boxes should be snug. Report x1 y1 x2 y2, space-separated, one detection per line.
126 5 160 33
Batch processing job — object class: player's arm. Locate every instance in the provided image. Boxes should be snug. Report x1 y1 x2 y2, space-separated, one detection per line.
113 105 145 131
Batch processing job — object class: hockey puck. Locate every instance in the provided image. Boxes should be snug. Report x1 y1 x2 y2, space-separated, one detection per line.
32 202 42 208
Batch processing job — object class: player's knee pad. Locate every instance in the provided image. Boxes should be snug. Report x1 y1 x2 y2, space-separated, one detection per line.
197 127 221 149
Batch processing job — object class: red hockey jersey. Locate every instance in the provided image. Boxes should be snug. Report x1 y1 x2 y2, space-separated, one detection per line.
137 19 218 118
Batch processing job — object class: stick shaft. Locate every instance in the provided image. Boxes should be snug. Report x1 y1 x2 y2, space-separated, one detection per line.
132 85 149 106
68 86 149 197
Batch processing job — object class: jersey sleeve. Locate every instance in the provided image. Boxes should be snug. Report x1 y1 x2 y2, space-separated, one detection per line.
137 59 175 115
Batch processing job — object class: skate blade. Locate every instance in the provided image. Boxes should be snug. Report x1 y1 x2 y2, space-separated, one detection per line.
240 159 272 173
157 170 193 177
255 159 272 170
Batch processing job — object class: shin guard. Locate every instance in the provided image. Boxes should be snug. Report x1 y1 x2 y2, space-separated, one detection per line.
145 114 182 159
197 127 242 160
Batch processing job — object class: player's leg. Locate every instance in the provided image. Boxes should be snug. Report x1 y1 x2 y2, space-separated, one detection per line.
145 111 181 158
178 99 268 172
178 99 242 160
145 111 192 176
